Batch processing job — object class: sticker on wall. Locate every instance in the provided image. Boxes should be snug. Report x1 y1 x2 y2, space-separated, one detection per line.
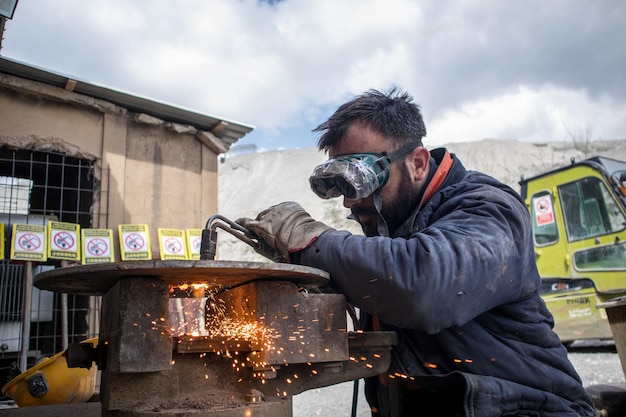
48 221 81 261
82 228 115 264
157 228 187 260
10 223 48 262
186 229 203 260
118 224 152 261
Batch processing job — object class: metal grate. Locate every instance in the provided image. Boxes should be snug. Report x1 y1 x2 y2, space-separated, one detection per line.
0 263 23 321
0 146 106 388
0 177 32 215
0 147 97 225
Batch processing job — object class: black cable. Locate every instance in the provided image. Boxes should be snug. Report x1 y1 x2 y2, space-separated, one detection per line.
351 378 359 417
348 302 361 417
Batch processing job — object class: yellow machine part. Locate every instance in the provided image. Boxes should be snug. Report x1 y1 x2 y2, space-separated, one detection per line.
1 338 98 407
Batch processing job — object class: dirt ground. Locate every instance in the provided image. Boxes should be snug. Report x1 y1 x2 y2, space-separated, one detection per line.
293 341 625 417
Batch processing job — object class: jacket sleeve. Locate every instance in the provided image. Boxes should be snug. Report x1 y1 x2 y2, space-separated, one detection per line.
298 185 541 333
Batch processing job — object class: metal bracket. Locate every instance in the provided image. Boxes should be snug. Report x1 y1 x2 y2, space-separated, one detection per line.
66 340 102 370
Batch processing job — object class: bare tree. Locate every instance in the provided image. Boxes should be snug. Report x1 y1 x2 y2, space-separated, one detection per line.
562 121 594 158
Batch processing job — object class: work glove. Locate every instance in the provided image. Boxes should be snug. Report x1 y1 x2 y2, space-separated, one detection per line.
236 201 333 262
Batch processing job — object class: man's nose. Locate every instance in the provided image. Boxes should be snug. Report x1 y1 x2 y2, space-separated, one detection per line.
343 196 362 209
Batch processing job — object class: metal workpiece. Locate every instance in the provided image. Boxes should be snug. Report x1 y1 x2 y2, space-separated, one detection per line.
30 261 395 417
242 331 397 398
100 277 173 374
199 281 349 365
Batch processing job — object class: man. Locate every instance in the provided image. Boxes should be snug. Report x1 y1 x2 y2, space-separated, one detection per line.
237 88 596 417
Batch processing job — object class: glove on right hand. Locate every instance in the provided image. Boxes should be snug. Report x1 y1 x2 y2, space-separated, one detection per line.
236 201 333 261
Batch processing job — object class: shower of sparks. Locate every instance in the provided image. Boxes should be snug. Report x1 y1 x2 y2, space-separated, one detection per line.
164 282 365 392
168 283 282 375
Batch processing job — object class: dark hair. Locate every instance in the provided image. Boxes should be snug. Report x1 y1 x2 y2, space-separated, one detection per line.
313 87 427 152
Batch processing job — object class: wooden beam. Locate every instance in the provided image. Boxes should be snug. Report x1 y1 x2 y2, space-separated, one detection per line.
210 120 228 136
196 130 228 154
64 79 77 92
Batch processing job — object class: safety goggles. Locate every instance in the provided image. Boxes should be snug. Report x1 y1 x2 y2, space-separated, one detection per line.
309 141 421 200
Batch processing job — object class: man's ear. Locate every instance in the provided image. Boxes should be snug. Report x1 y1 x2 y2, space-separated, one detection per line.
407 146 430 182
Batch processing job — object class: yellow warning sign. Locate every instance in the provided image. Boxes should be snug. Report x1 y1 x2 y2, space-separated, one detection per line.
11 223 48 262
118 224 152 261
82 228 115 264
186 229 203 260
158 229 187 260
48 221 81 261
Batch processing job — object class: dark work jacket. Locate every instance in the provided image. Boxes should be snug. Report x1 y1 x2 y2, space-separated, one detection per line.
299 148 596 417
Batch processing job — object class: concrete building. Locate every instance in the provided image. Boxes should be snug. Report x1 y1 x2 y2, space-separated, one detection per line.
0 56 253 242
0 56 253 375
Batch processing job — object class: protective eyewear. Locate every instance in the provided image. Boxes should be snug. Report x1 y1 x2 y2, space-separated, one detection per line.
309 141 421 200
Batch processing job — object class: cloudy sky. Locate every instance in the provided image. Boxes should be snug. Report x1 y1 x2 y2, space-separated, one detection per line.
2 0 625 151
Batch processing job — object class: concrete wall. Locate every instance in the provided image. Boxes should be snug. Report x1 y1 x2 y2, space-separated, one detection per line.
0 72 222 257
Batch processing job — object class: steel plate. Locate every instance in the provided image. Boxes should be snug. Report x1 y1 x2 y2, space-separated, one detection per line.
34 260 330 295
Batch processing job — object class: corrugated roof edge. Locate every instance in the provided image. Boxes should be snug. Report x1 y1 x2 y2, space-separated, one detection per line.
0 56 254 146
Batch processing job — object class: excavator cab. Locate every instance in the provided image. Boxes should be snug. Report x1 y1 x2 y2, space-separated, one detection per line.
520 157 626 343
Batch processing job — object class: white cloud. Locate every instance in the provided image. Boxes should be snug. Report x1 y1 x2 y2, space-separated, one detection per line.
427 86 626 145
3 0 625 149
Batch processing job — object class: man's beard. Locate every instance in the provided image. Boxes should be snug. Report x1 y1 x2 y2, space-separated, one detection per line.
355 163 422 237
381 163 422 235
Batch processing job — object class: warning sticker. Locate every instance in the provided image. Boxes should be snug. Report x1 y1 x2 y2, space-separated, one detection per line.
48 221 81 261
11 223 48 262
532 196 555 226
158 229 187 260
82 228 114 264
118 224 152 261
186 229 203 260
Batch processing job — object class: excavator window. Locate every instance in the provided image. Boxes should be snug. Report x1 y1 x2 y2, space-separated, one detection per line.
558 176 625 242
556 176 626 271
574 242 626 271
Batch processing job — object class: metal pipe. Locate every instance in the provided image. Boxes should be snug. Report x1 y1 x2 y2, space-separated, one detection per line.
19 261 33 372
61 293 69 350
61 260 69 349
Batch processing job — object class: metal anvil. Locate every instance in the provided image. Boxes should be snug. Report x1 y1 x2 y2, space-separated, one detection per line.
35 260 396 417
